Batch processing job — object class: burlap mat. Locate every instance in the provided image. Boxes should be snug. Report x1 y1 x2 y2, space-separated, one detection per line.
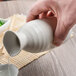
0 14 48 69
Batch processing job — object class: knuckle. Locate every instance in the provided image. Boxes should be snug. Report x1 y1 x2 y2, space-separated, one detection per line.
62 14 74 30
56 33 65 41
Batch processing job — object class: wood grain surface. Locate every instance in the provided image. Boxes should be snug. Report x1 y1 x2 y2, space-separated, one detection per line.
0 1 76 76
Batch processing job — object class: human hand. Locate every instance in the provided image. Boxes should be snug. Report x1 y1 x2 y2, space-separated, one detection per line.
26 0 76 46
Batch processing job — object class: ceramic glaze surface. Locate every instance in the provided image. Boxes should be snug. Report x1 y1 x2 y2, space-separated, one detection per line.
0 64 18 76
3 19 71 56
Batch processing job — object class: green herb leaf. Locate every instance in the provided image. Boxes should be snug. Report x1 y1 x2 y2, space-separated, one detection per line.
0 20 5 26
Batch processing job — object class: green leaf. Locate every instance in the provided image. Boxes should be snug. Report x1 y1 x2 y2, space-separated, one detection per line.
0 20 5 26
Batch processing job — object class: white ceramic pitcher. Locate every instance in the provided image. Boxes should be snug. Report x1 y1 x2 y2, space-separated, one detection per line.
3 18 72 57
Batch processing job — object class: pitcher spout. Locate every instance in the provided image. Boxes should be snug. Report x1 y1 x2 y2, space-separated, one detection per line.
3 31 27 57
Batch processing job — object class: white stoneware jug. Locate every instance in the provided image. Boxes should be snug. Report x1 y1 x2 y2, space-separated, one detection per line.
3 19 72 57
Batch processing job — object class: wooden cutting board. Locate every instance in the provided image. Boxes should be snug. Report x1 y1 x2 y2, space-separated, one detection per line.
0 14 48 69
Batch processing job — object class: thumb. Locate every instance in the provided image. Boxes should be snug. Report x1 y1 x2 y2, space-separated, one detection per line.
26 0 54 22
53 14 74 46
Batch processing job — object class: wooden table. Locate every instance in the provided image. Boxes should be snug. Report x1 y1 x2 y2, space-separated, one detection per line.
0 1 76 76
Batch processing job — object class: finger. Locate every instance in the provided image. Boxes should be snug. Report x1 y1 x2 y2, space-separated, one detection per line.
53 15 74 46
47 11 54 17
39 12 48 19
26 0 52 22
39 11 55 19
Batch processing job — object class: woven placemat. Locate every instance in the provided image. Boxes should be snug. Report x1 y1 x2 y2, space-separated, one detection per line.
0 14 48 69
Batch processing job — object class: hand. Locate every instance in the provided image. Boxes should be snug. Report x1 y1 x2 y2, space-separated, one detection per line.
26 0 76 46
